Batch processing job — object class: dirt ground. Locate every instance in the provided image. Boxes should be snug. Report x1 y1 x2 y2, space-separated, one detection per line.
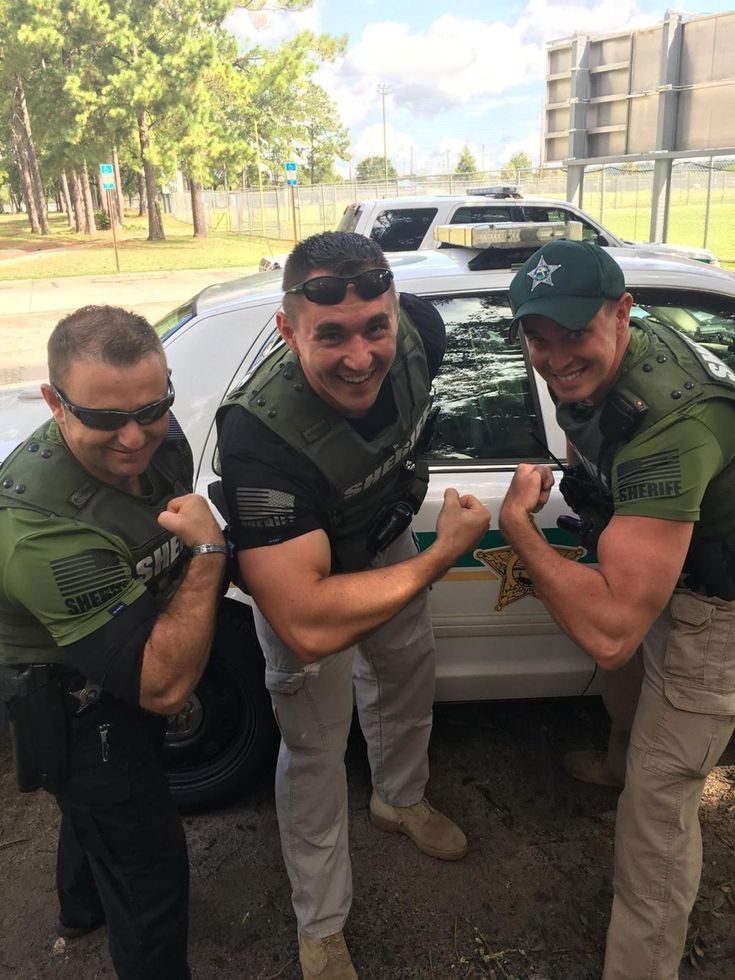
1 696 734 980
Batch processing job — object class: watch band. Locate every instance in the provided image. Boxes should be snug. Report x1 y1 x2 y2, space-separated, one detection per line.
190 543 228 557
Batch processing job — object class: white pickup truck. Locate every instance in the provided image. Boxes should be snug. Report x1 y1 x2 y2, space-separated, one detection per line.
3 225 734 809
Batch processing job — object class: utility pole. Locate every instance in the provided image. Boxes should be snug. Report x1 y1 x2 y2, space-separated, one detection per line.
377 84 392 186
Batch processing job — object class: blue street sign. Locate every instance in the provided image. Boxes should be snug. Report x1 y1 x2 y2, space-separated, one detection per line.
99 163 115 190
284 162 297 172
286 178 298 186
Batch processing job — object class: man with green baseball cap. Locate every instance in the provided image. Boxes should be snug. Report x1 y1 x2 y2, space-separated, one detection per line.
509 238 626 333
499 238 735 979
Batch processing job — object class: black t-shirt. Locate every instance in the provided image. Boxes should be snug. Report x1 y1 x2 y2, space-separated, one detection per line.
218 292 445 551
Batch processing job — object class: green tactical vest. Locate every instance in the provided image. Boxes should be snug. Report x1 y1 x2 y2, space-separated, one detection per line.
558 318 735 592
0 419 193 666
218 309 432 571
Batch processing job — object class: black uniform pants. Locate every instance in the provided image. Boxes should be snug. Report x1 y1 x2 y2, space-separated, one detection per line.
53 699 191 980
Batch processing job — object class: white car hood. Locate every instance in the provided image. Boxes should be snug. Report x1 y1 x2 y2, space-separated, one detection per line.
0 385 51 462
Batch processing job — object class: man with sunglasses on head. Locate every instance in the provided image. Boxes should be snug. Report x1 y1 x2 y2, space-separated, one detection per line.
0 305 226 979
216 231 489 980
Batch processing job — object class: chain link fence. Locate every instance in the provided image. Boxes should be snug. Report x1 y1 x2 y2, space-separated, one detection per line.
167 157 735 264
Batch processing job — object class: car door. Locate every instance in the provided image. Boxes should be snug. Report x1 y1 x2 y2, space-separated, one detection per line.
412 289 599 701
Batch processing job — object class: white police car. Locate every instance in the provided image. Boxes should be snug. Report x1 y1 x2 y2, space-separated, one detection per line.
3 224 735 809
260 189 719 271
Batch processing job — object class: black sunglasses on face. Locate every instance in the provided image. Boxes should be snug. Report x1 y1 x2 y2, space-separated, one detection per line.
52 378 175 431
285 268 394 305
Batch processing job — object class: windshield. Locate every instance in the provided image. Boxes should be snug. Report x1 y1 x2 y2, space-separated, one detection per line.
154 302 195 341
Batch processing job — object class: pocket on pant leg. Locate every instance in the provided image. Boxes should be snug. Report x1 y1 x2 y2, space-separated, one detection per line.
664 593 735 714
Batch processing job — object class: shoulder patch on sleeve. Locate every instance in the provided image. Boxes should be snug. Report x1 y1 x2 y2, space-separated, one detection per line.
615 450 682 503
236 487 296 528
50 549 129 615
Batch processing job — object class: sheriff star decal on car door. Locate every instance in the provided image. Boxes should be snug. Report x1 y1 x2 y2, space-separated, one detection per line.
475 543 586 612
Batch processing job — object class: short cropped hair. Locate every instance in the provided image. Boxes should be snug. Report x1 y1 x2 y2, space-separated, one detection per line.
282 232 391 318
48 305 165 386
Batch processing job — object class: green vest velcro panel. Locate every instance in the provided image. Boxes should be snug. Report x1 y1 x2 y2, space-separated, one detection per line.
219 309 432 571
0 419 193 664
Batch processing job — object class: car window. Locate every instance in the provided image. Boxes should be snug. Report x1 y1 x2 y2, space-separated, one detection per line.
450 205 515 224
424 295 542 462
629 289 735 366
337 204 362 233
154 301 195 341
522 206 604 244
369 208 437 251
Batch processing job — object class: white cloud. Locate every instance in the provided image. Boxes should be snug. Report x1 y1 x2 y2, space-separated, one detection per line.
337 15 544 116
226 2 321 49
517 0 657 43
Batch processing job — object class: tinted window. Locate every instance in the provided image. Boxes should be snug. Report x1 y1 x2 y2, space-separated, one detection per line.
425 295 540 461
522 205 604 244
450 205 515 224
337 205 363 233
369 208 437 251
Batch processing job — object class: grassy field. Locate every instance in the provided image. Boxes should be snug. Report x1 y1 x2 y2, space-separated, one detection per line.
0 212 294 280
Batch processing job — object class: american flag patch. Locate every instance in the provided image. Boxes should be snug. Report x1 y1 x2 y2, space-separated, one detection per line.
615 450 682 503
236 487 296 528
51 549 129 614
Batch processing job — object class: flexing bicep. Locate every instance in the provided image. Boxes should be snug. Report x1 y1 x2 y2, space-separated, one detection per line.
239 530 333 648
595 514 693 648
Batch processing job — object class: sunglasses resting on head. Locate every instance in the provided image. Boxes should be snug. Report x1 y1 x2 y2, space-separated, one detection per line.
285 268 394 305
52 378 175 431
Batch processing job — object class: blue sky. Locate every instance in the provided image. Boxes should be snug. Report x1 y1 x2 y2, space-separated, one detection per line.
228 1 735 178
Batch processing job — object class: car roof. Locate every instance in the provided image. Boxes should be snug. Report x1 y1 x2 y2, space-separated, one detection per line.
342 195 587 210
192 244 735 317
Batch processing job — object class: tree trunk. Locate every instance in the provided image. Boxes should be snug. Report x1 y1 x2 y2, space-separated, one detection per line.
70 168 85 233
81 160 97 234
137 170 147 215
97 171 109 214
189 177 208 238
137 112 164 240
112 145 124 226
60 171 74 228
14 73 48 234
10 122 41 234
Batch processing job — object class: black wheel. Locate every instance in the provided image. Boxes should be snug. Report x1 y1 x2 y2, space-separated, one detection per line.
162 599 277 811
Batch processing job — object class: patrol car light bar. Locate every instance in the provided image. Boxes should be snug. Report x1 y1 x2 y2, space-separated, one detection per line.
465 185 522 198
433 220 583 250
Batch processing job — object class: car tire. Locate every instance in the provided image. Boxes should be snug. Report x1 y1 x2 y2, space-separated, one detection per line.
163 599 277 811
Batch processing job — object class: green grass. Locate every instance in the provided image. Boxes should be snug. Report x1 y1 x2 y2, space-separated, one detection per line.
1 200 734 279
578 198 735 265
0 211 295 280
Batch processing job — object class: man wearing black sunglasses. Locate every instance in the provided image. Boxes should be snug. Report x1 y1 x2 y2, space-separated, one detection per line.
0 305 226 979
217 232 489 979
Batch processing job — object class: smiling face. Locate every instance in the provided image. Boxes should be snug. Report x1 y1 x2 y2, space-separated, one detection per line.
521 293 633 404
276 271 400 417
42 354 171 493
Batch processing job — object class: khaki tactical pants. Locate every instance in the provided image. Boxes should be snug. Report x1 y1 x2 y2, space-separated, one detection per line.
603 590 735 980
253 530 436 938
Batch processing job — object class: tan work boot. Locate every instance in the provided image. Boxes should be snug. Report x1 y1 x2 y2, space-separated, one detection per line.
369 791 468 860
298 931 358 980
563 750 623 789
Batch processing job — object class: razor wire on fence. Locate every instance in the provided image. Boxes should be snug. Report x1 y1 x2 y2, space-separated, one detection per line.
167 157 735 264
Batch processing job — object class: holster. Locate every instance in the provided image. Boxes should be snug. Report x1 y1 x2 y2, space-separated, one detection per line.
0 665 69 793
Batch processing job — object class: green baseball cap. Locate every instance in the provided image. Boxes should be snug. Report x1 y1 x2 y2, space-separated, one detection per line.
509 239 626 332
